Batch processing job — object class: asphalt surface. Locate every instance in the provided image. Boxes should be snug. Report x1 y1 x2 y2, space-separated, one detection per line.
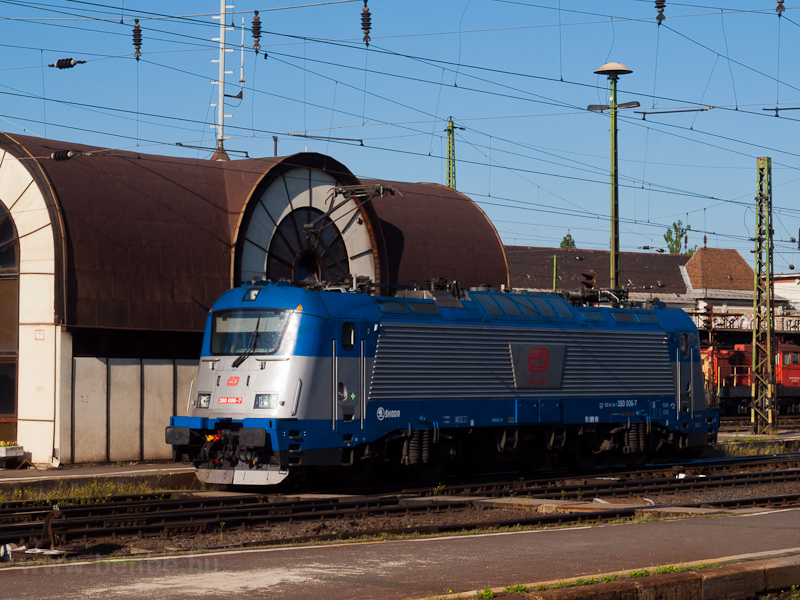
4 507 800 599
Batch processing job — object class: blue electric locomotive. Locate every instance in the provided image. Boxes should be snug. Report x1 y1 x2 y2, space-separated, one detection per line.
166 281 718 486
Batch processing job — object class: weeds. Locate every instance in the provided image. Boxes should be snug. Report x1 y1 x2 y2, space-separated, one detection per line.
503 584 527 594
628 569 651 578
0 480 156 505
475 588 493 599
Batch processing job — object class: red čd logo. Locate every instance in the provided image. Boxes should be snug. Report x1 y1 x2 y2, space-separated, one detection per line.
227 376 240 386
527 348 549 373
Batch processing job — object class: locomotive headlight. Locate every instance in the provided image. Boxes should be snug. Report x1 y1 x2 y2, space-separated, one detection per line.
254 393 278 409
197 393 211 409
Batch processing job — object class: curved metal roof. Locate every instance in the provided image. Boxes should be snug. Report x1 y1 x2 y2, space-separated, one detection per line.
0 133 508 332
1 133 238 331
365 180 509 291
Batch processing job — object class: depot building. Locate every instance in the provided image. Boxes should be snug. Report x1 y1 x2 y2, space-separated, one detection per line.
0 132 508 465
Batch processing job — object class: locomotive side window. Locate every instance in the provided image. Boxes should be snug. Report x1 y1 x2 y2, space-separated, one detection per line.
342 322 355 350
243 287 261 302
210 309 290 356
680 333 689 357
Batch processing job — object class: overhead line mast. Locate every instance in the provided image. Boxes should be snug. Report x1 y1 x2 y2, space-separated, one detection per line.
211 0 234 161
445 117 464 190
751 157 778 434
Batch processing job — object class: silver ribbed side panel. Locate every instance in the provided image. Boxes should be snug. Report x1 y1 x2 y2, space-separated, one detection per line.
369 323 673 400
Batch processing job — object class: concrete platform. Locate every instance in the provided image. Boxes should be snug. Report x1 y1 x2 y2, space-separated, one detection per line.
4 507 800 600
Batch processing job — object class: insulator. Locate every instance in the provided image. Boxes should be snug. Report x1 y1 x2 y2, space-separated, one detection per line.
133 19 142 61
655 0 666 23
50 150 76 161
790 264 796 270
361 0 371 47
777 0 785 15
49 58 86 69
252 10 261 53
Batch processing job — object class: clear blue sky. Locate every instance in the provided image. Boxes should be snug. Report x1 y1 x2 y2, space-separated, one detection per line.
3 1 800 271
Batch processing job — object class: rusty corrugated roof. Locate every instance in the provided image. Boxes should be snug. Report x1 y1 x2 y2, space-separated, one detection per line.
3 133 235 331
505 246 691 294
365 180 509 291
1 133 509 332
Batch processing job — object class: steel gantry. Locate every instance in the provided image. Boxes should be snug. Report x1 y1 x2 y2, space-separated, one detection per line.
751 157 778 434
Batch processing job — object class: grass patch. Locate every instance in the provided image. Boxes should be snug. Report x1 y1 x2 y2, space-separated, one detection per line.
0 480 158 505
503 584 528 594
709 439 800 458
475 588 494 599
628 569 652 578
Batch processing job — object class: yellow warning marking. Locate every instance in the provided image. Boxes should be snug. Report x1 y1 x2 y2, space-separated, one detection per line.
296 304 303 311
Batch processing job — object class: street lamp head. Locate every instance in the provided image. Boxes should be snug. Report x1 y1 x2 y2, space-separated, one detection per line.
594 62 632 79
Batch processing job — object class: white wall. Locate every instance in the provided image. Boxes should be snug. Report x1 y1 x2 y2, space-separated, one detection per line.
1 149 57 465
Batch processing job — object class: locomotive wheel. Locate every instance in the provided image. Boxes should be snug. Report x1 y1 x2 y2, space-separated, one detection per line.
570 435 598 473
340 460 375 488
412 452 448 486
627 451 650 468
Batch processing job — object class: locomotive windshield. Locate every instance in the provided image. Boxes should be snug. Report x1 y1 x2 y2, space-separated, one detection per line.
210 309 290 356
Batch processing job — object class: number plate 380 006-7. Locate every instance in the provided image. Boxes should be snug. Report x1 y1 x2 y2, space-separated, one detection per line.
218 397 243 404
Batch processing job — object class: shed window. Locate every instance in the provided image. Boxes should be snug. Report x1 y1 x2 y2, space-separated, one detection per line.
0 209 17 271
0 280 18 353
0 362 15 417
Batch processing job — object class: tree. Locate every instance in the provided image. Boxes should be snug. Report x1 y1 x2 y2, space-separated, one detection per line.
663 220 696 255
560 232 576 249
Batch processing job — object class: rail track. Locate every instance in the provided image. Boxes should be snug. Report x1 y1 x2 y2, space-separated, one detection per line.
4 455 800 550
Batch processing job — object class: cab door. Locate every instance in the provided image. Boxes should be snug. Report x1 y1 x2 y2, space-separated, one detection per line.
333 321 366 430
676 332 703 416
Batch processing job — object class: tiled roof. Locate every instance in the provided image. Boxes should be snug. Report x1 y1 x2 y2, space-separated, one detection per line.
505 246 690 294
684 247 753 291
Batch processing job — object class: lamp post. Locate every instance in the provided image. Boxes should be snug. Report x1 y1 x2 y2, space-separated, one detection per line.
589 62 637 291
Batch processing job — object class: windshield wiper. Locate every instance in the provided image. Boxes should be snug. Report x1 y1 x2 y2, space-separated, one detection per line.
231 315 261 369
